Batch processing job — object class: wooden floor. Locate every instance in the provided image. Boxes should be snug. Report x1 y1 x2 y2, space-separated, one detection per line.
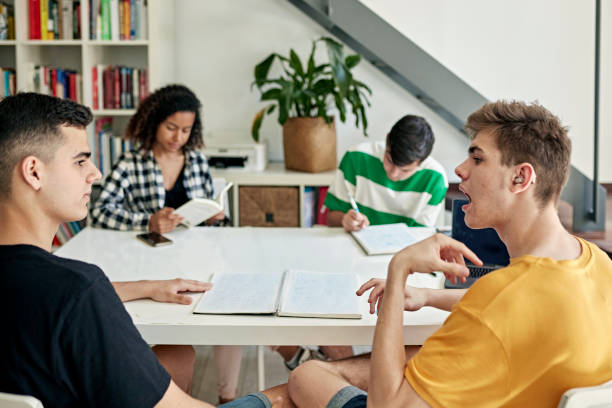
192 346 290 404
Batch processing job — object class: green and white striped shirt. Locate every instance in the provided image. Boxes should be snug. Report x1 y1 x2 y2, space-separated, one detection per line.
324 141 448 227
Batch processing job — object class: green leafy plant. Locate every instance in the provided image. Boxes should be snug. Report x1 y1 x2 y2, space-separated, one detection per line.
251 37 372 142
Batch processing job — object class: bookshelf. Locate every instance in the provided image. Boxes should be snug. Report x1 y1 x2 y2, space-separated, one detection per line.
0 0 175 179
0 0 176 245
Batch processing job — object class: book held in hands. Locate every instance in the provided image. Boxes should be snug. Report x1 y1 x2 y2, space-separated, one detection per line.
175 182 233 227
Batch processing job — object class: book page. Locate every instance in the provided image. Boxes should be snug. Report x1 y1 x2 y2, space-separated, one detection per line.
193 272 284 315
351 223 416 255
278 270 361 319
214 182 234 206
175 199 222 227
175 183 233 227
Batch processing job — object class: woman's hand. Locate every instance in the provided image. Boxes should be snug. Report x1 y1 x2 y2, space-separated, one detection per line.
206 210 226 224
149 207 184 233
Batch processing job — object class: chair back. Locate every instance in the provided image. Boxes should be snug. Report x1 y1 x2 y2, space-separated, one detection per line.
0 392 43 408
558 379 612 408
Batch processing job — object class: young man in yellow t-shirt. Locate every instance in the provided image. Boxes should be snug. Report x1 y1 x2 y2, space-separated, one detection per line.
281 100 612 408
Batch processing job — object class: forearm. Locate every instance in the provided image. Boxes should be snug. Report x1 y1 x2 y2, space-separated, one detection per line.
425 288 467 311
112 281 154 302
326 210 345 227
369 266 410 406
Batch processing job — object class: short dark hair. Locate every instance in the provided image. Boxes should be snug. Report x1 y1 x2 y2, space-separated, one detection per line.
0 93 93 199
386 115 434 166
465 100 571 206
125 84 204 152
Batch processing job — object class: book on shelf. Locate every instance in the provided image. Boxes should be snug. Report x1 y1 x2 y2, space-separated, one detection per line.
89 0 146 40
92 65 148 110
29 0 80 40
53 220 84 246
316 186 329 225
174 182 234 227
32 65 81 103
193 269 362 319
0 1 15 40
92 117 135 176
0 67 16 97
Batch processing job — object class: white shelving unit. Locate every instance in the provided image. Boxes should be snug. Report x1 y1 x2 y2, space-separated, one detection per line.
211 162 335 227
1 0 175 151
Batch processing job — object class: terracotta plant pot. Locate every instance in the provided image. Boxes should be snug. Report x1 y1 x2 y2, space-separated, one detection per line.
282 117 337 173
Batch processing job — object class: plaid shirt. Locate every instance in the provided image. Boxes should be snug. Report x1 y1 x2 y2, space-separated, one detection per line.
90 149 213 231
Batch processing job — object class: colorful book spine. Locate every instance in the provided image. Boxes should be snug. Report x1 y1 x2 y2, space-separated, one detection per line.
60 0 73 39
100 0 110 40
41 0 48 40
29 0 42 39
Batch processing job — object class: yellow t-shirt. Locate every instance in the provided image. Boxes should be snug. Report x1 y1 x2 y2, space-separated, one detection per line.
404 238 612 407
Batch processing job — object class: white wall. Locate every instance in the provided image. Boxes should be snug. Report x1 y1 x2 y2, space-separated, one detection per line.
175 0 611 182
174 0 468 182
360 0 611 182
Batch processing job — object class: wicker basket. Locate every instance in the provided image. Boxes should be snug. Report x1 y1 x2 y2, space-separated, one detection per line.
282 117 337 173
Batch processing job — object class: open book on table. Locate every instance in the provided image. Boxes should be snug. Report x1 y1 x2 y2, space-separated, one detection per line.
351 223 430 256
193 270 362 319
174 182 233 227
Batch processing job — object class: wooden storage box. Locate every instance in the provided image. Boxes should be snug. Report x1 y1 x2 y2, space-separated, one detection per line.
239 186 299 227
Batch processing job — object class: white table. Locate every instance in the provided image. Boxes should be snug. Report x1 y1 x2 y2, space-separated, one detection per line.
56 226 448 388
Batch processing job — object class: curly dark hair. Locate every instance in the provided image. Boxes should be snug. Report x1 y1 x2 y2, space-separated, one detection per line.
125 84 204 152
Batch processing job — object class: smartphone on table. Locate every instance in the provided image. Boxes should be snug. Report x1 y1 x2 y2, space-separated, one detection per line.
136 232 173 247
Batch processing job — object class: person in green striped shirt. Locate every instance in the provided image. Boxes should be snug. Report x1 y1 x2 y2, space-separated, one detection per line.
325 115 448 231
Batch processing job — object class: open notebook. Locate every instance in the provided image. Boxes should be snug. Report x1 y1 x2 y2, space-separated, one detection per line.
175 182 233 227
193 270 361 319
351 223 418 255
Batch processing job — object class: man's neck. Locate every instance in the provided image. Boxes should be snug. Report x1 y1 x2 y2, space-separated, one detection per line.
0 203 57 252
497 201 581 261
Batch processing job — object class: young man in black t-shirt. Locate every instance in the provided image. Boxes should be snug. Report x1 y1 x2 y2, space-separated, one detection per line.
0 93 284 407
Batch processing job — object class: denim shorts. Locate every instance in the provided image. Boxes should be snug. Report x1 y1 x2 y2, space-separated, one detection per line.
326 386 367 408
218 393 271 408
218 386 367 408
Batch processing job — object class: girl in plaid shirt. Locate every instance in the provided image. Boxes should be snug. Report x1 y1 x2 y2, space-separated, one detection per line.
90 84 224 233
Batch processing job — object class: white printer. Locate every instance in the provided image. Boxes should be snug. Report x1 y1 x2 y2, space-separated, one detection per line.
203 133 267 171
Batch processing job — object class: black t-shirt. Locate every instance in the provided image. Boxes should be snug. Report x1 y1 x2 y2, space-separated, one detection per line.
0 245 170 407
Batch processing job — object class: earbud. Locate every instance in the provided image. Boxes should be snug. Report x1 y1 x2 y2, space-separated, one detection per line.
513 177 524 184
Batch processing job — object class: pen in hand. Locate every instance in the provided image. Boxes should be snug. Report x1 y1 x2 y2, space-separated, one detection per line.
349 194 360 213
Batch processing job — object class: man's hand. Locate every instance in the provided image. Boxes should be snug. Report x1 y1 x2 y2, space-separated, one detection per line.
357 278 428 314
148 279 213 305
149 207 184 234
342 209 369 232
390 233 482 283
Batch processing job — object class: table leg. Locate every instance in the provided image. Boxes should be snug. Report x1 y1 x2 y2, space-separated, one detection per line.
257 345 265 391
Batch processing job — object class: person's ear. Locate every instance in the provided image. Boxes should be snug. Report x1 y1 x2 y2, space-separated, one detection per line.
20 156 44 191
511 163 536 193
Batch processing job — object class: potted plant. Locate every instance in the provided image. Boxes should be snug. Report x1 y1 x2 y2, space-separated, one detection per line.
251 37 372 173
